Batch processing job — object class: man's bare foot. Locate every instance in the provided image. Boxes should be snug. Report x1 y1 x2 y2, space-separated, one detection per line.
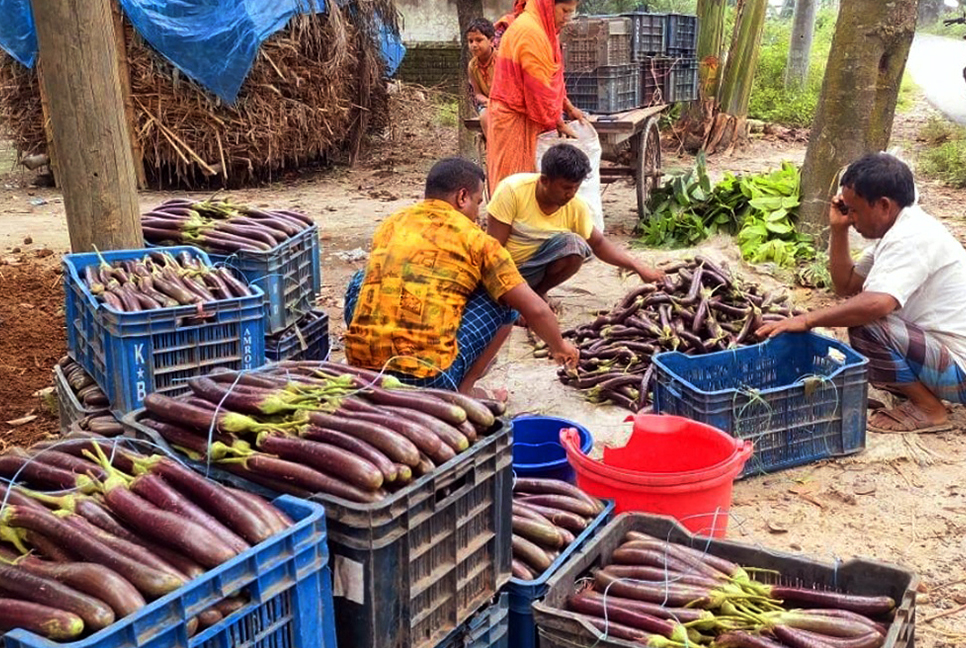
468 386 509 403
868 400 952 434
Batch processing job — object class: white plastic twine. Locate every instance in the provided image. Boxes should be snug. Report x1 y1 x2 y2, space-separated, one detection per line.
0 436 193 517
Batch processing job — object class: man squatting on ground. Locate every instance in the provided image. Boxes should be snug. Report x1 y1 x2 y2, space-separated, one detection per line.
342 158 579 397
759 152 966 433
486 143 664 308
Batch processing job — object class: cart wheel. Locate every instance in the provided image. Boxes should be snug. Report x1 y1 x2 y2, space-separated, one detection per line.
635 117 663 220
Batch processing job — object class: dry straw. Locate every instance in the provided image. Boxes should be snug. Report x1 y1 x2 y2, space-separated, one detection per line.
0 0 397 187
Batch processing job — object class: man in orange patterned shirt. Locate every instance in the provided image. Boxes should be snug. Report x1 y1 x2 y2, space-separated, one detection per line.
344 158 578 397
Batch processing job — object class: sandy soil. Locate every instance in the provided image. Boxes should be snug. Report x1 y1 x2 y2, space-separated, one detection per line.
0 89 963 645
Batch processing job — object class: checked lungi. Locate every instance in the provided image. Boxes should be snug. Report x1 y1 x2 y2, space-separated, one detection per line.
344 270 517 390
848 313 966 403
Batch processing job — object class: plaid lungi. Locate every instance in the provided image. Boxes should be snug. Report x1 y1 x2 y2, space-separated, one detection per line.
517 232 594 288
344 270 517 389
848 314 966 403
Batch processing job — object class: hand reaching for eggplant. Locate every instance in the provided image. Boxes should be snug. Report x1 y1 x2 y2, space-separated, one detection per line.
756 313 809 339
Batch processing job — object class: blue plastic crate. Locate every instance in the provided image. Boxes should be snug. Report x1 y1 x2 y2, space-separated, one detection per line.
265 309 330 363
652 332 869 478
208 224 321 334
122 408 514 648
63 247 266 416
435 593 509 648
507 501 613 648
2 495 336 648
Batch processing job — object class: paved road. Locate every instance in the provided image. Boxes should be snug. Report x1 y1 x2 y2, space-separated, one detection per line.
907 32 966 125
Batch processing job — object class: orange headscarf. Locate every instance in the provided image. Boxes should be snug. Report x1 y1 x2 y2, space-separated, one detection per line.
494 0 528 35
488 0 565 131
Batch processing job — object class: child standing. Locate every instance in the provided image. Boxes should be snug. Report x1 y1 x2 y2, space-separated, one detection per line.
466 18 496 134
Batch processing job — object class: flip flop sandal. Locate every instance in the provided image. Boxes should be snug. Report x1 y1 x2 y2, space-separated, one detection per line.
867 401 955 434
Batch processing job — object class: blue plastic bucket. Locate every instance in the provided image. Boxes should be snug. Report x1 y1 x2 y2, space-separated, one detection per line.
512 416 593 483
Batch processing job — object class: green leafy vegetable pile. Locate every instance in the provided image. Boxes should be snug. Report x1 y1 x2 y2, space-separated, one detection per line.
638 155 817 268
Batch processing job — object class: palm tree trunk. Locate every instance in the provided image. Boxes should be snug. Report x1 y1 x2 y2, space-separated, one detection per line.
784 0 817 91
705 0 769 154
675 0 728 152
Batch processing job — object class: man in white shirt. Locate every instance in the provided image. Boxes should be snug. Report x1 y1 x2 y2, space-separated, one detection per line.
758 153 966 433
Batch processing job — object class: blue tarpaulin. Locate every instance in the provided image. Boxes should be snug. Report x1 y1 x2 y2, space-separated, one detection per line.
0 0 36 68
0 0 404 103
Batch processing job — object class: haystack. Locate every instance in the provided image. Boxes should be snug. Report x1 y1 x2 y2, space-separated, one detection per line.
0 0 397 187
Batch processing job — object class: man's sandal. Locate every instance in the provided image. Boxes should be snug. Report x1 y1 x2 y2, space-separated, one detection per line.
867 400 955 434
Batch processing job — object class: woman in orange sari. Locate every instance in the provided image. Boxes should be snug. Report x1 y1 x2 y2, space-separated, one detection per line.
486 0 586 190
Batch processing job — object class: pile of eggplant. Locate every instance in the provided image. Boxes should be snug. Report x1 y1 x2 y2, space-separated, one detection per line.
0 438 292 641
512 478 606 581
67 414 124 438
137 362 505 504
557 257 798 411
80 250 253 313
57 358 108 411
142 199 314 255
557 531 895 648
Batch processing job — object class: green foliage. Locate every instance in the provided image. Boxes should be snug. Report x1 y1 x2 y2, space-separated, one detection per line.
746 8 837 127
918 116 966 188
435 100 459 128
638 158 816 268
919 114 960 147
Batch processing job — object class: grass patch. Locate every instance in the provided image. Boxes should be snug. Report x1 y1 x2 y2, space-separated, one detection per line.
435 100 459 128
747 9 836 127
896 73 917 113
918 116 966 187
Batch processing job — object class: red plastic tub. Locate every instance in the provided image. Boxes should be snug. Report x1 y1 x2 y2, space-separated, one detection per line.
561 413 752 537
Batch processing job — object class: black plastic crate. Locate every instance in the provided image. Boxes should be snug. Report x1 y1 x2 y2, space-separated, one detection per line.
665 57 699 103
640 56 673 105
561 16 632 72
623 11 666 60
533 513 918 648
53 363 109 433
265 309 330 363
565 64 641 114
122 410 514 648
665 13 698 56
435 593 509 648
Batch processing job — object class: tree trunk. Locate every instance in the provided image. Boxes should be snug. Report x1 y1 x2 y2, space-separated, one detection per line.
676 0 728 152
706 0 769 154
30 0 141 253
799 0 918 241
784 0 817 91
456 0 485 159
780 0 797 20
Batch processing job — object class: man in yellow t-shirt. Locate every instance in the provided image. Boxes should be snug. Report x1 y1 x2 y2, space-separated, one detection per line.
487 144 663 304
344 157 579 397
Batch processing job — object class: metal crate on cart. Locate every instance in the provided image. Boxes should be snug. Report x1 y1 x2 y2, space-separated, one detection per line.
652 332 869 477
507 501 613 648
640 56 673 105
565 64 641 114
208 224 321 335
1 495 337 648
122 409 514 648
665 13 698 56
623 11 666 60
665 57 699 103
63 247 265 415
561 16 632 72
532 513 918 648
265 309 330 363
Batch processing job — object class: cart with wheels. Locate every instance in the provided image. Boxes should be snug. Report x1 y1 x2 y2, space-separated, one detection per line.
465 103 667 220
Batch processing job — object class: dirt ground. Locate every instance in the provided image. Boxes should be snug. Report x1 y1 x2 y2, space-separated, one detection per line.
1 89 964 645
